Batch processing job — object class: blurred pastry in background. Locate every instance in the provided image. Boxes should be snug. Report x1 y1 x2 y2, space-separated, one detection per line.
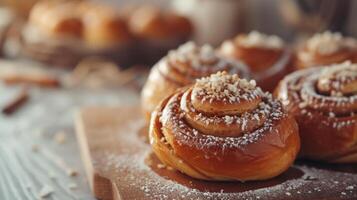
0 8 15 56
20 0 132 68
219 31 292 92
141 41 250 121
129 6 192 40
128 6 193 64
28 0 83 39
295 31 357 70
78 2 131 48
15 1 193 68
0 0 39 18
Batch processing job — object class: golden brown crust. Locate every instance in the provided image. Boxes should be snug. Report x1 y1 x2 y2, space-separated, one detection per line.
149 72 300 181
275 61 357 163
219 32 292 92
295 32 357 70
128 6 192 40
141 42 250 122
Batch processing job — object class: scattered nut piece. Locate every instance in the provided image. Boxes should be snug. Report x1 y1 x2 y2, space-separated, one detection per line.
68 183 78 190
31 144 40 152
39 185 54 198
54 131 67 144
67 169 78 177
34 128 44 138
48 171 57 180
157 164 165 169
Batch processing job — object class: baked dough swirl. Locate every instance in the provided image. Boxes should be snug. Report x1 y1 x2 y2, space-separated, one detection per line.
149 72 300 181
295 31 357 70
275 61 357 163
141 42 250 121
219 31 292 92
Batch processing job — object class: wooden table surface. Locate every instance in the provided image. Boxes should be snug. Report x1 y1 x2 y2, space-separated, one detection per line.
0 70 140 199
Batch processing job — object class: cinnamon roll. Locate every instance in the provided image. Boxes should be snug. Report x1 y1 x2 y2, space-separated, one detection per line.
219 31 292 92
295 31 357 70
149 72 300 181
141 42 250 121
275 61 357 163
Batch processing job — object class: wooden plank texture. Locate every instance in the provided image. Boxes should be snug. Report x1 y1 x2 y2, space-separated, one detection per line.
76 106 357 200
0 77 139 199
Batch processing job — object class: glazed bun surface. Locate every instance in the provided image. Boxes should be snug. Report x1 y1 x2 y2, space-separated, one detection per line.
295 31 357 69
219 31 292 92
141 42 250 121
275 61 357 163
150 72 300 181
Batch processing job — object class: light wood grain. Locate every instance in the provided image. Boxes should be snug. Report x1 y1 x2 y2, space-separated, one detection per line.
76 107 126 200
0 79 139 199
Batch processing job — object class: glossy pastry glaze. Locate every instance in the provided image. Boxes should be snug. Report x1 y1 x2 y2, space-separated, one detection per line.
275 61 357 163
219 31 292 92
295 31 357 69
141 42 250 121
149 72 300 181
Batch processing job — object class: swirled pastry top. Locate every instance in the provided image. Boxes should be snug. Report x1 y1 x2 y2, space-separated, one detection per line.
156 42 250 86
159 71 287 143
218 31 288 76
304 31 357 55
295 32 357 69
227 31 284 50
150 71 299 181
278 61 357 120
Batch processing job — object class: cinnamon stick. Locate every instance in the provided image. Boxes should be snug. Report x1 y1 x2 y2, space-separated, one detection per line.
2 87 29 115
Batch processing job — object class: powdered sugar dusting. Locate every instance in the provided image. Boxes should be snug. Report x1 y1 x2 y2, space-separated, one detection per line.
168 42 217 66
193 71 260 104
306 31 357 55
318 61 357 96
96 133 357 200
236 31 284 49
192 100 272 129
159 72 286 151
278 62 357 131
168 41 219 69
158 41 250 84
86 106 357 200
